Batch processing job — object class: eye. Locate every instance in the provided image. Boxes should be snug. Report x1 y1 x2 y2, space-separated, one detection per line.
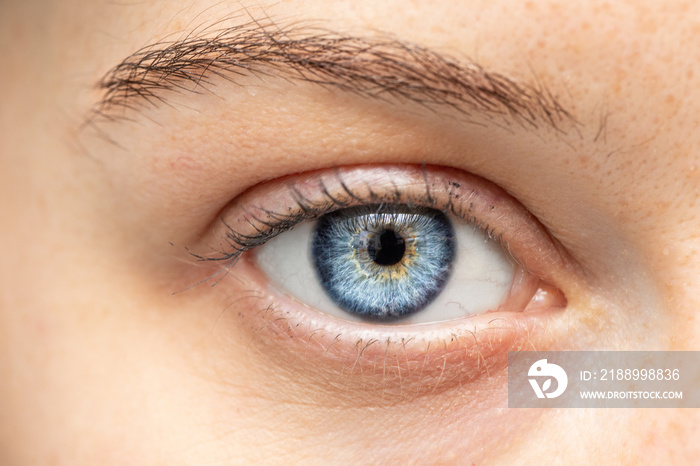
193 164 579 395
255 204 527 323
203 163 572 324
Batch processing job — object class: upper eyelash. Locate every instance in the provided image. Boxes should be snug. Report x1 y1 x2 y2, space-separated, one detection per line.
189 173 471 268
182 164 586 300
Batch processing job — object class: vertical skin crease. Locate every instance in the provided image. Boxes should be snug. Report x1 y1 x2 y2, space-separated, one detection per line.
1 1 700 465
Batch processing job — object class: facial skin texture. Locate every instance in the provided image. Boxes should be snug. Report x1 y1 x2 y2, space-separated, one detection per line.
1 0 699 464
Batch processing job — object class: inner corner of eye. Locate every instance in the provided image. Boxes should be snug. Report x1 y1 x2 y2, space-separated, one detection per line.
248 203 551 325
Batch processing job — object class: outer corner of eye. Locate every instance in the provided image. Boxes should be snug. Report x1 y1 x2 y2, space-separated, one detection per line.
502 267 568 314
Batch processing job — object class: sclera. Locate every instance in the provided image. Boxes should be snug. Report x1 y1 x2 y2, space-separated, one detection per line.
255 215 515 324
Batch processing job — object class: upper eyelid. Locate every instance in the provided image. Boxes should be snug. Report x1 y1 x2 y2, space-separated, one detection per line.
87 17 575 133
195 170 398 262
194 164 586 292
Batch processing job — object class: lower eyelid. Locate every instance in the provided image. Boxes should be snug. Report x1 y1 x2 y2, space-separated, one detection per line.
233 254 554 402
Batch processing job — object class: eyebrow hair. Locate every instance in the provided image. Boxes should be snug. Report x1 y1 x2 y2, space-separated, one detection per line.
91 19 573 130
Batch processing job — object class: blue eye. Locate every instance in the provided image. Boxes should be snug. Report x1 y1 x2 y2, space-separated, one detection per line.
311 205 455 320
255 203 517 325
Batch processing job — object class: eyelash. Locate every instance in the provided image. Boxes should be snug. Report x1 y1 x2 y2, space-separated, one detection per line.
194 168 504 272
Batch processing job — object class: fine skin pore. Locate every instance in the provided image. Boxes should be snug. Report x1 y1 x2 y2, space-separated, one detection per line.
1 0 699 464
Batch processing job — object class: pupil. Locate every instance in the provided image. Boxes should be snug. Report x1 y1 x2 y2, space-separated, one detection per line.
368 229 406 266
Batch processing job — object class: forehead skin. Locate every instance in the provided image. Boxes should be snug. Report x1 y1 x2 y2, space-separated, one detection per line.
1 0 699 464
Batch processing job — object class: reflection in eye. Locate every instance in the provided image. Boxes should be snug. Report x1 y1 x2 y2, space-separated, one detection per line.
256 204 517 323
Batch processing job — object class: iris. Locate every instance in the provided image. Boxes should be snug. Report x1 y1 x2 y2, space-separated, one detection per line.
311 205 456 320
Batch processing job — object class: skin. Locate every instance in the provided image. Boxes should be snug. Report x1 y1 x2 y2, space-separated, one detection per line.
1 0 699 464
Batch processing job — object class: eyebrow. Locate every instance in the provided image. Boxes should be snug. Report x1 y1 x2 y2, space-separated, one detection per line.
91 19 573 130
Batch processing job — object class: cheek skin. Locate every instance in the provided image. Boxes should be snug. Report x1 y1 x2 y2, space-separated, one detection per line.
182 262 654 464
180 255 607 462
193 273 541 463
